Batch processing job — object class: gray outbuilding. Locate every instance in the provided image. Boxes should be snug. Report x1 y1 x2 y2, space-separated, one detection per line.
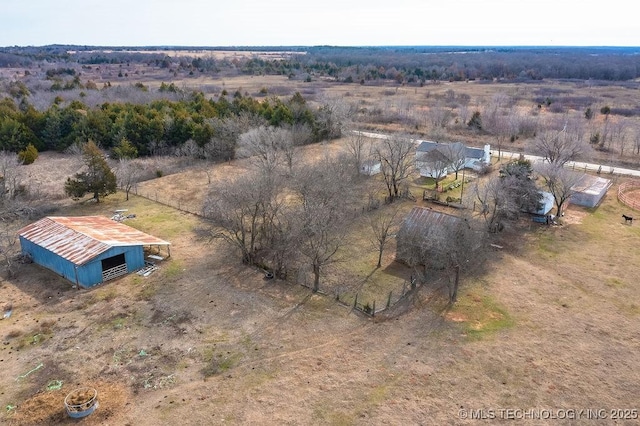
570 175 612 208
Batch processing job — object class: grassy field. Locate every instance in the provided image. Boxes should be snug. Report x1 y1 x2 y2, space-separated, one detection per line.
2 78 640 424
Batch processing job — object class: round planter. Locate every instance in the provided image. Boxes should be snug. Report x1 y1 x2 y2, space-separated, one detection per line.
64 387 98 418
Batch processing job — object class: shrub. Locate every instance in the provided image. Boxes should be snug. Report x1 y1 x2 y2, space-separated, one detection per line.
467 111 482 130
585 107 593 120
18 143 38 165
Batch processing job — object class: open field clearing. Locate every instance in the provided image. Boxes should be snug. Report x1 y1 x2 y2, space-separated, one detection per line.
1 137 639 424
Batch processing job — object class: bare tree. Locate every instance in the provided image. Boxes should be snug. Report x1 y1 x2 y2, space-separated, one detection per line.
599 119 612 152
176 139 203 158
376 134 415 201
203 170 282 265
115 158 142 201
237 126 285 176
611 119 628 156
315 96 355 140
0 151 23 201
442 142 467 179
401 211 486 303
260 204 298 279
276 126 297 174
280 123 312 174
292 155 354 292
532 121 585 166
204 112 267 161
0 222 18 278
417 149 449 190
369 205 401 268
345 131 372 175
474 176 513 232
535 162 583 216
633 126 640 156
493 112 511 161
427 102 452 129
197 161 214 185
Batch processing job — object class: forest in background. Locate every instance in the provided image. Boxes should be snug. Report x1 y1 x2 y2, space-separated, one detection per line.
2 45 640 82
2 45 640 168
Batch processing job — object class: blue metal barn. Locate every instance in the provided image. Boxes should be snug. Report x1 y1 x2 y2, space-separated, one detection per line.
18 216 170 288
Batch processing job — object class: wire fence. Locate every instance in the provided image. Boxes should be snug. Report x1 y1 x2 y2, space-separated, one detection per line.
131 185 418 317
336 276 418 318
132 187 203 217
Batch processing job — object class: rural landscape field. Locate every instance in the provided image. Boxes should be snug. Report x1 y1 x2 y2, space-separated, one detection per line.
1 46 640 425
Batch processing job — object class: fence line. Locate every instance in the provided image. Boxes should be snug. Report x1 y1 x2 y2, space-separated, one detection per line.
132 187 203 217
337 276 417 318
618 181 640 211
130 186 419 317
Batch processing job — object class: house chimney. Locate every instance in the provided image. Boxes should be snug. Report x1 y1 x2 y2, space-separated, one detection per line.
483 144 491 163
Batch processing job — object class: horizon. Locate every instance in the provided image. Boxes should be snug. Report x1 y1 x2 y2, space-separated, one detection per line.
4 44 640 50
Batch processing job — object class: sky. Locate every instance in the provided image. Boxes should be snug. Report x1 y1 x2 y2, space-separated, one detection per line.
1 0 638 47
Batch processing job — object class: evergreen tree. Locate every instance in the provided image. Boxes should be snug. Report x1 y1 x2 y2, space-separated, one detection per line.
64 141 117 203
112 137 138 159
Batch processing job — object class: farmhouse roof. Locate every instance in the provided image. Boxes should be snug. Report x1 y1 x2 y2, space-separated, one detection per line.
416 140 444 153
416 140 484 160
398 206 463 236
465 146 485 159
416 148 450 163
18 216 170 266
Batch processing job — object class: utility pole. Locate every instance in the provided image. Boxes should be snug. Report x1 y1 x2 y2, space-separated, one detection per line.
460 167 466 201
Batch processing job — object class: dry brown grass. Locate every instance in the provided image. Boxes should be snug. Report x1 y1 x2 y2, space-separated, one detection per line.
9 380 130 426
2 75 640 425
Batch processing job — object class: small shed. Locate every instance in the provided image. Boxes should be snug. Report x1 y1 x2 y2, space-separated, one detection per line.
396 207 462 264
18 216 170 288
570 175 612 208
530 191 555 223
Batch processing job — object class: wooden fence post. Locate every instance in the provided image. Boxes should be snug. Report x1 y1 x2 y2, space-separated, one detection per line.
353 294 358 308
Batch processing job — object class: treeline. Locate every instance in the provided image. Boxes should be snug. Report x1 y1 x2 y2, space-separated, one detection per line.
4 45 640 82
0 91 340 159
248 46 640 83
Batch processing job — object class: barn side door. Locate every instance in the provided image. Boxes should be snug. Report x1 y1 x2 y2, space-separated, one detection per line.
101 253 127 282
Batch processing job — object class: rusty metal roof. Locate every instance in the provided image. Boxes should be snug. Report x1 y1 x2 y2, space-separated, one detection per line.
398 207 462 238
18 216 170 265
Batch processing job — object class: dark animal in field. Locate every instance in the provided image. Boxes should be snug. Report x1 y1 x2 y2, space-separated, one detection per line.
622 214 633 224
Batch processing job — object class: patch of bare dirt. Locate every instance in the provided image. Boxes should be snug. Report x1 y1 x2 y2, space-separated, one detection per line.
561 207 587 225
9 380 130 426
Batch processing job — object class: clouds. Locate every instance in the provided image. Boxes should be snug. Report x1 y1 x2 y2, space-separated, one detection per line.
0 0 637 47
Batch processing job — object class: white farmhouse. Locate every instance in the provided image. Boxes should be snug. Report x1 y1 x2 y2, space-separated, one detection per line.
415 141 491 178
